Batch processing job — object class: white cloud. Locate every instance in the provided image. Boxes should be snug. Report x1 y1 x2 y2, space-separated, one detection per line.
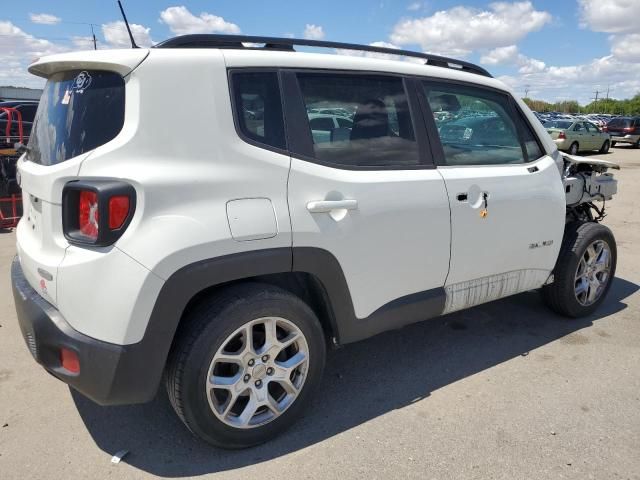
499 55 640 104
71 36 96 50
303 24 325 40
29 13 61 25
390 1 551 57
610 33 640 62
480 45 519 65
407 2 423 11
101 21 154 48
480 45 546 73
159 6 240 35
578 0 638 34
0 21 65 86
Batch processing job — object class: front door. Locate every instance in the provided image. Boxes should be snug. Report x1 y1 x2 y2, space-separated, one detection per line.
421 80 566 312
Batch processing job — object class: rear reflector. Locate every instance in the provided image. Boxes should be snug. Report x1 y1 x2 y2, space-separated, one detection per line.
60 348 80 374
78 190 99 240
108 195 130 229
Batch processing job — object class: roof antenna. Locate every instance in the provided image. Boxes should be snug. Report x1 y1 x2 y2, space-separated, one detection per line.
117 0 139 48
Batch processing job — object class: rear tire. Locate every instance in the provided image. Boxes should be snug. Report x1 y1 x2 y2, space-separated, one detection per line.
542 222 616 318
611 141 617 147
165 283 326 448
634 138 640 149
599 139 610 154
569 142 579 155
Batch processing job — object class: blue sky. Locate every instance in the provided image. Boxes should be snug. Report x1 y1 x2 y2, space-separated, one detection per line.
2 1 639 104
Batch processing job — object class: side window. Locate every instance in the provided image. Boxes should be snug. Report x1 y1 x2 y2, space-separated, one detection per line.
230 71 286 151
423 82 539 165
297 73 419 168
574 123 584 132
336 117 353 128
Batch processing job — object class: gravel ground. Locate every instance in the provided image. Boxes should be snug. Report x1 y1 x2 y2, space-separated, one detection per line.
0 146 639 480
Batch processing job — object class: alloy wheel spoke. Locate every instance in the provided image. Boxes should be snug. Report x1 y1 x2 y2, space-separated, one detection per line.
587 277 601 303
263 318 279 351
278 351 307 371
237 395 259 427
575 277 588 296
585 245 597 265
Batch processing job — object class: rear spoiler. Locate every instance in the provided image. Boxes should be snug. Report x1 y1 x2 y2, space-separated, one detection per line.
28 49 149 78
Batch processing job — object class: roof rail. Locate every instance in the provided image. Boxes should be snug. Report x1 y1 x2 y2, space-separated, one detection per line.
153 34 493 78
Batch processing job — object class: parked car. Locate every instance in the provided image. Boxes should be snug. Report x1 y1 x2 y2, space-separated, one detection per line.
12 35 619 448
308 113 353 143
604 117 640 148
545 119 611 154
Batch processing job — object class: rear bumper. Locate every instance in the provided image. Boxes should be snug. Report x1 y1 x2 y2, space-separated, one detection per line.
11 256 161 405
611 134 639 144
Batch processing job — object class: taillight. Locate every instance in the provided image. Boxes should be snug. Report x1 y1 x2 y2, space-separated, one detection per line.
108 195 130 229
622 127 634 133
62 181 136 246
79 190 99 240
602 125 608 132
558 131 566 139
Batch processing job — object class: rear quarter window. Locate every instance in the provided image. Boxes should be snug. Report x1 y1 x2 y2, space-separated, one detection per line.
27 70 125 166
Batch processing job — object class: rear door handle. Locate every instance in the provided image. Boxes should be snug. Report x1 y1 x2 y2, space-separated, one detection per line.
306 199 358 213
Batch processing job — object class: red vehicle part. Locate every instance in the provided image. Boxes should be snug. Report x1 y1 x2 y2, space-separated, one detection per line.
1 107 24 147
0 194 22 229
1 107 25 229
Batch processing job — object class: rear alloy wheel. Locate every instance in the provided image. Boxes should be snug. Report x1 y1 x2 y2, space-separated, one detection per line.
165 283 326 448
206 316 309 429
599 139 610 154
569 142 579 155
543 222 616 317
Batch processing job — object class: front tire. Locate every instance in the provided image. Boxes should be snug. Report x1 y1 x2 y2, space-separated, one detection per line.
542 222 616 318
569 142 579 155
165 283 326 448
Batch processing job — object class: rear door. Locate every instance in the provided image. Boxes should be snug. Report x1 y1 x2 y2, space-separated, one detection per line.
419 80 565 312
286 71 451 320
585 122 602 150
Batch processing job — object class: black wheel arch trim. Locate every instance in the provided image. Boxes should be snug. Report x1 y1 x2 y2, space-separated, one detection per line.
60 247 446 404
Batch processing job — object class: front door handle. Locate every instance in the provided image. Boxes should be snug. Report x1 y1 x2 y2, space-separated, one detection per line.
306 199 358 213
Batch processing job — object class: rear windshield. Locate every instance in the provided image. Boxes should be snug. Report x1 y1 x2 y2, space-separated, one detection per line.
546 120 572 129
607 118 632 128
27 70 125 165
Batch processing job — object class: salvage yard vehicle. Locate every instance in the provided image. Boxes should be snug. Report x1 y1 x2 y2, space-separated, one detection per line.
12 34 619 449
545 119 611 155
604 116 640 148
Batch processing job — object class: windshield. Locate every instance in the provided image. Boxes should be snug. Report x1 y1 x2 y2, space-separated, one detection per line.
546 120 573 129
27 70 125 165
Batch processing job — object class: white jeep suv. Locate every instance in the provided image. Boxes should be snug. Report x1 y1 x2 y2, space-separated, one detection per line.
11 35 619 448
